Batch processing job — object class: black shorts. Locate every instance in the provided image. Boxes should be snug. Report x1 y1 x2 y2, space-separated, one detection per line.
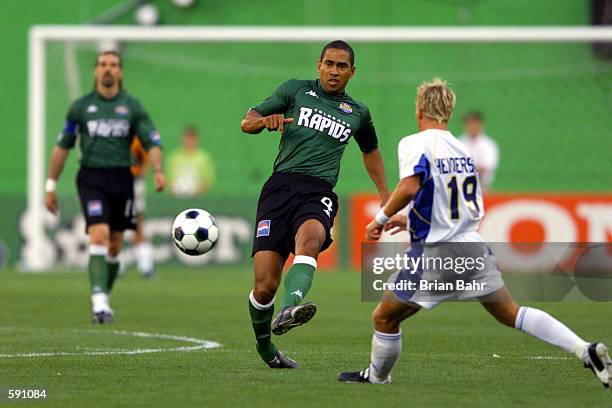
76 166 136 232
252 172 339 258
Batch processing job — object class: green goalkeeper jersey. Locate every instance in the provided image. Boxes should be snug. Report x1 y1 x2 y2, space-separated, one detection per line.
57 89 161 168
252 79 378 187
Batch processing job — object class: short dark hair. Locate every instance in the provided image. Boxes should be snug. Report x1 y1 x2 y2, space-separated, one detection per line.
95 50 122 68
464 111 484 122
320 40 355 66
183 126 199 137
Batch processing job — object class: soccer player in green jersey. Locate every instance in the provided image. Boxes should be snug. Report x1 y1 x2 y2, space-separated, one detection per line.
45 51 165 323
241 41 389 368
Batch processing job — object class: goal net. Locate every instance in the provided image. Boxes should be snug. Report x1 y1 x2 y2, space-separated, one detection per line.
23 26 612 271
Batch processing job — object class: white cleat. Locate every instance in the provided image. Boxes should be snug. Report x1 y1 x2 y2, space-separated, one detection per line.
581 343 612 388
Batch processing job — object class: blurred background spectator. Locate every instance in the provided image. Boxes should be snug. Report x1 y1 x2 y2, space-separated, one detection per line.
459 111 500 192
168 126 215 197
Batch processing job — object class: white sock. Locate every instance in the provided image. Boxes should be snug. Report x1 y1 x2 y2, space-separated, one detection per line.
515 306 587 358
135 241 154 274
91 292 111 313
369 330 402 384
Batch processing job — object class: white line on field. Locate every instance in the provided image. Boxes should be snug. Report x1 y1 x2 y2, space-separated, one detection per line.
525 356 574 360
0 327 221 358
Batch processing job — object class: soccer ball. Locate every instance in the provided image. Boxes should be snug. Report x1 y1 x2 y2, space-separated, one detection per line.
172 209 219 256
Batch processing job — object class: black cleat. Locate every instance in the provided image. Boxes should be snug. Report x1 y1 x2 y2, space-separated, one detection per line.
91 311 113 324
582 342 612 388
265 350 299 369
338 368 373 383
271 302 317 336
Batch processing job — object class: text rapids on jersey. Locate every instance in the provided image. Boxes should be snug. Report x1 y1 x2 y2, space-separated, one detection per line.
372 279 488 292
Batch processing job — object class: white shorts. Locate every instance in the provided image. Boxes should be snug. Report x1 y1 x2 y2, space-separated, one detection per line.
133 177 147 214
389 242 505 310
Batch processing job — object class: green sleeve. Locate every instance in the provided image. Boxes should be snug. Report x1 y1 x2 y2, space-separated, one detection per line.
133 101 162 151
353 105 379 153
56 101 80 149
251 79 297 116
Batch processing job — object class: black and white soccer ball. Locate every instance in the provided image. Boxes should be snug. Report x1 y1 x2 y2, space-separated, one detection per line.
172 209 219 256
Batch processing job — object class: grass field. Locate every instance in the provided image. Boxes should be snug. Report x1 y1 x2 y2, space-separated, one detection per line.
1 266 610 407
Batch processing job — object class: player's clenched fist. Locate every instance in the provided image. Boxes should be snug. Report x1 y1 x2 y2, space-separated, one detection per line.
45 191 59 215
365 219 384 241
262 114 293 133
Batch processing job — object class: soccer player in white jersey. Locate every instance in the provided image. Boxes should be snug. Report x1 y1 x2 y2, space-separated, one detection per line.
338 78 611 387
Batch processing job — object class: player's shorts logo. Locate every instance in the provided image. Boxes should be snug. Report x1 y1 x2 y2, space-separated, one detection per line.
256 220 271 237
87 200 103 217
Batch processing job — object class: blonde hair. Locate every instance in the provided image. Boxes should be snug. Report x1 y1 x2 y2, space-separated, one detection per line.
415 78 456 123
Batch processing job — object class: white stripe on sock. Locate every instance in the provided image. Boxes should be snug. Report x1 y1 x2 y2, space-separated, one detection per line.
249 290 275 311
89 245 108 256
105 255 120 264
293 255 317 268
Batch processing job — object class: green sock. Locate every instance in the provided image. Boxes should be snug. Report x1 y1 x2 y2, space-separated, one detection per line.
107 259 120 293
281 258 316 308
88 254 109 294
248 293 277 362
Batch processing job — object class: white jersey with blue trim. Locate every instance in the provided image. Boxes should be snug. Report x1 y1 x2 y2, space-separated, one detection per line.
398 129 484 243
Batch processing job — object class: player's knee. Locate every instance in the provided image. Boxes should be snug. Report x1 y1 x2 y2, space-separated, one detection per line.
253 278 279 304
88 227 109 246
108 243 122 258
295 236 323 257
372 306 400 333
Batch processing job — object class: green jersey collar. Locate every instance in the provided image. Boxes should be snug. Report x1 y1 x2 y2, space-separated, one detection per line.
314 79 347 99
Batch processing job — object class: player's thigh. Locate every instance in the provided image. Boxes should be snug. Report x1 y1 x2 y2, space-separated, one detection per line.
479 286 520 327
291 192 339 256
252 250 286 301
373 290 421 332
293 219 327 258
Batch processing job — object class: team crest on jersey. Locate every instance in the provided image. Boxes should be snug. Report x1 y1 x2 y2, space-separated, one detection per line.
338 102 353 114
256 220 270 237
150 130 161 144
115 105 129 115
87 200 103 216
86 105 98 113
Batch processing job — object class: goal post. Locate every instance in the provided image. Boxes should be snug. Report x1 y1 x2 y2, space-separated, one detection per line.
24 25 612 271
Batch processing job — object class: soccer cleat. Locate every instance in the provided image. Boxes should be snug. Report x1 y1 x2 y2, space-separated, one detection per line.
271 302 317 335
91 310 114 324
265 350 299 369
338 368 373 383
582 342 612 388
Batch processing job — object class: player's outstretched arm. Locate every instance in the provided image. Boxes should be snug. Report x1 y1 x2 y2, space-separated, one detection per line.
365 175 420 240
361 149 389 205
240 109 293 134
148 146 165 192
45 146 71 214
